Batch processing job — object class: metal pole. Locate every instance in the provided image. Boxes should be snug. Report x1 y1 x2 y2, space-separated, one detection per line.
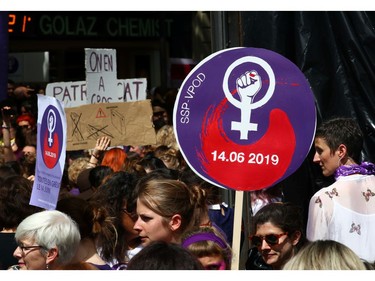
210 11 227 53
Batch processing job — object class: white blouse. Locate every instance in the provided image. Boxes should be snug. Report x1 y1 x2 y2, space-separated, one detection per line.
306 174 375 262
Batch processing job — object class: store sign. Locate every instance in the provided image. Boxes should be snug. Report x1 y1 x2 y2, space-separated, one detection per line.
8 12 180 39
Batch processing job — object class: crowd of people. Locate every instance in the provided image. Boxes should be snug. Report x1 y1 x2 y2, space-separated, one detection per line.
1 79 375 271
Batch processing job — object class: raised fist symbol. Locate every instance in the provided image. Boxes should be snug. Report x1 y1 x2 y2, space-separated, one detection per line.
236 70 262 104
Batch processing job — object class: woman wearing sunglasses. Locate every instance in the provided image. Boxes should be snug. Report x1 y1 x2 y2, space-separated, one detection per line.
249 202 307 270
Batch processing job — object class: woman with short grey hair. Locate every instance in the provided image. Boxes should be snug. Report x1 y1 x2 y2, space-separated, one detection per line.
12 210 80 270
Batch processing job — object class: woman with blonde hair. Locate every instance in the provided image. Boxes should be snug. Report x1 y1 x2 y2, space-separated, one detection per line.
282 240 367 270
133 178 198 246
155 124 178 151
154 145 182 171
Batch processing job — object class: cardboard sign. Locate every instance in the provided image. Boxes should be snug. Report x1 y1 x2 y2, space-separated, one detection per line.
65 100 156 151
174 47 316 192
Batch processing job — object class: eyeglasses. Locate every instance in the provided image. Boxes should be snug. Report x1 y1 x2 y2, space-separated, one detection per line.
18 125 30 129
18 244 44 254
121 208 138 221
250 232 288 247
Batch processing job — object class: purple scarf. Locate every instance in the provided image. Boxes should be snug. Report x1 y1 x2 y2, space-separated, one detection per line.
334 162 375 180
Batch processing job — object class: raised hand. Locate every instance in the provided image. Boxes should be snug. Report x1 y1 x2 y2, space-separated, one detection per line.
236 70 262 104
94 136 111 153
89 136 111 166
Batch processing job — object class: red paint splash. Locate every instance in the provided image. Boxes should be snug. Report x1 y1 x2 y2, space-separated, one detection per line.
199 99 296 191
43 131 60 169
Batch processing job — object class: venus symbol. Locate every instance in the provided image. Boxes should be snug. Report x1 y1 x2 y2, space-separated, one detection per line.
47 109 56 147
223 56 275 140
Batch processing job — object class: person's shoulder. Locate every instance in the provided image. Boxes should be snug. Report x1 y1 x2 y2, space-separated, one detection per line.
309 185 335 206
311 185 331 197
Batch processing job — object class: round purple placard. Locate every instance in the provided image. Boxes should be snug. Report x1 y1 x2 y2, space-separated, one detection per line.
39 105 64 169
173 47 316 191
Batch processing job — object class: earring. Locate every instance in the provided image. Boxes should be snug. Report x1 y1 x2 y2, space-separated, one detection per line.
46 263 49 270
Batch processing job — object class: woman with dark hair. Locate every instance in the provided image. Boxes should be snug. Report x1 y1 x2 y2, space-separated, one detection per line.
248 202 307 270
0 163 20 179
307 117 375 264
127 241 204 270
89 171 142 269
137 153 167 173
76 165 114 200
0 175 43 269
56 197 114 270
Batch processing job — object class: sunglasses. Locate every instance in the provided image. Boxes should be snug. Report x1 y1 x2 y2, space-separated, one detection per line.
250 232 288 247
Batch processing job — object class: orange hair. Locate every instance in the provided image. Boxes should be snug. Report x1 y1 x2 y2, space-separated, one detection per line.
16 113 36 127
101 147 127 172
